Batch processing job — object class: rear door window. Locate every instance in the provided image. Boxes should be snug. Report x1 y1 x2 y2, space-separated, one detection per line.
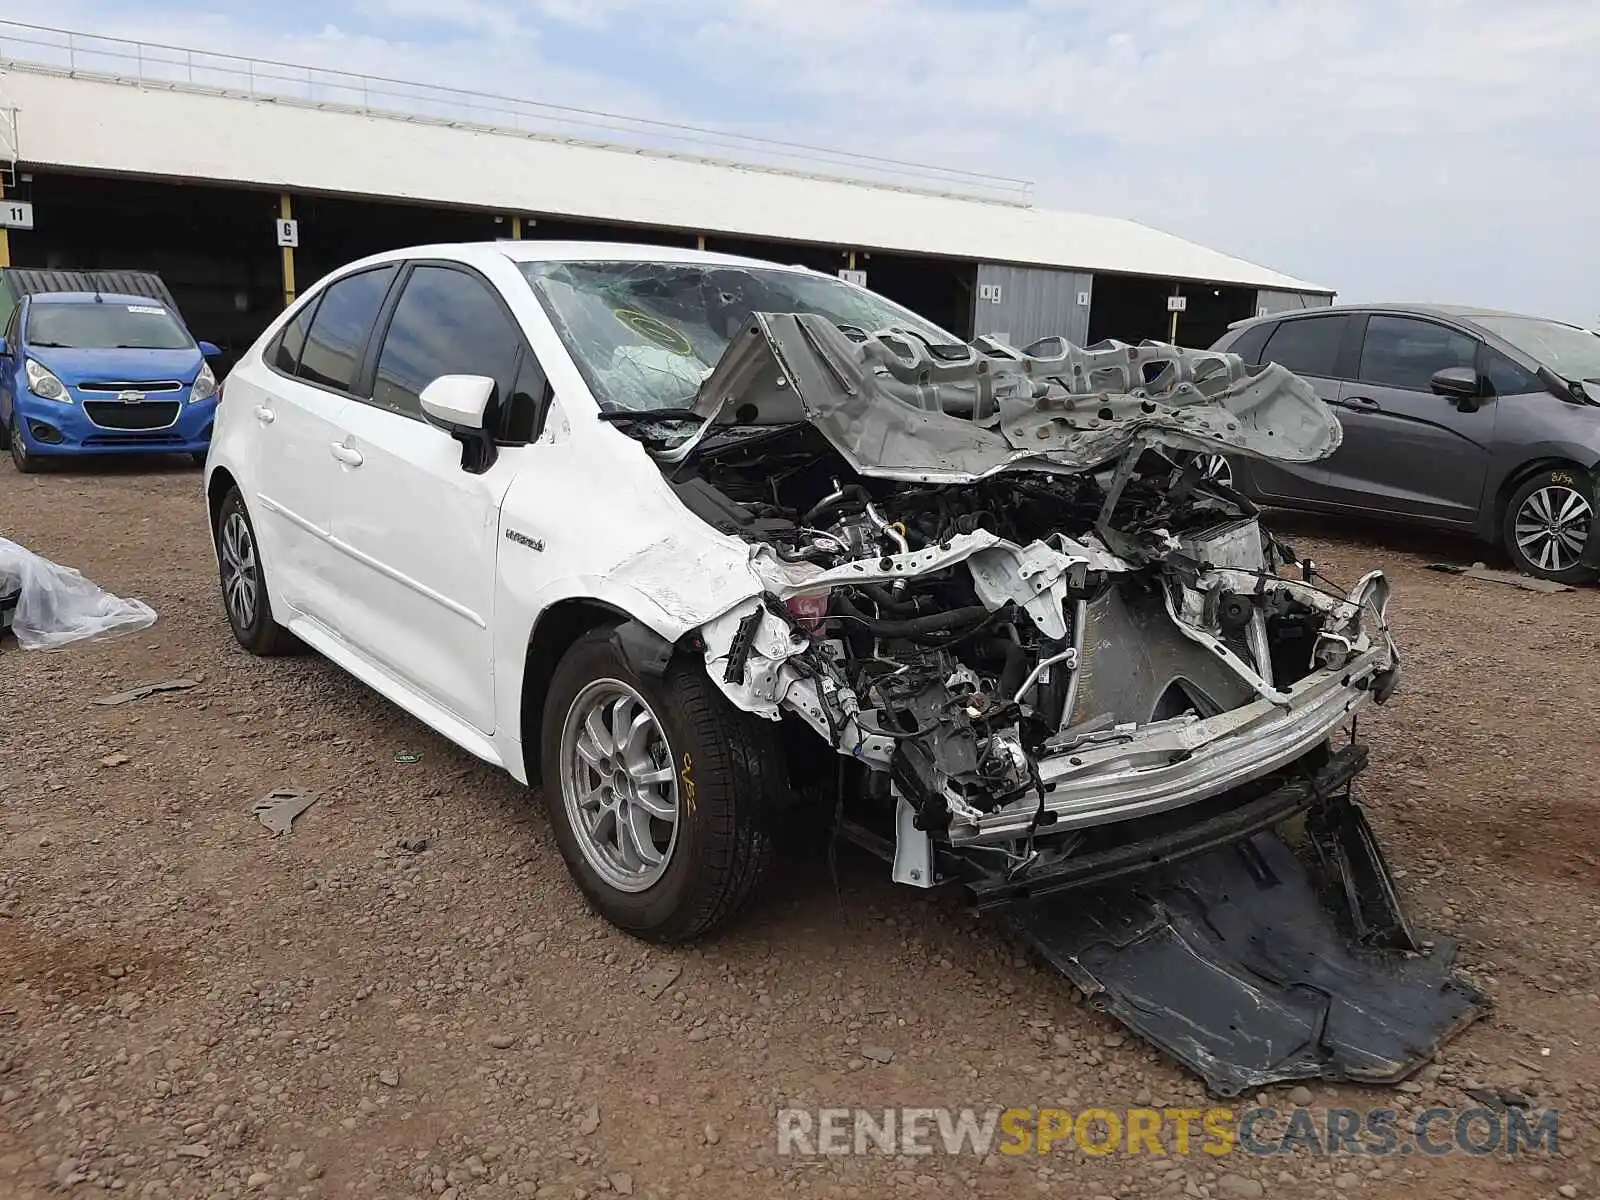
297 267 397 394
1261 315 1350 378
371 265 523 419
1357 316 1477 391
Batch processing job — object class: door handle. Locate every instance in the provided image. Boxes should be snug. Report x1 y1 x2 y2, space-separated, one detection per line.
1345 395 1381 409
254 406 275 425
329 442 364 467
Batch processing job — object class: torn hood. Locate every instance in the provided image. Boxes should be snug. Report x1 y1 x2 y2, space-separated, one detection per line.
682 314 1341 483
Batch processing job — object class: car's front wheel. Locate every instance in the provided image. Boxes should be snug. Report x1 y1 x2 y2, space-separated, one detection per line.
1504 467 1599 584
215 487 299 654
8 419 39 474
539 628 785 942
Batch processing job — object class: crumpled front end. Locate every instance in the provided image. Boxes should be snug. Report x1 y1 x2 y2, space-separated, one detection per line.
654 319 1490 1094
666 319 1393 877
701 511 1398 854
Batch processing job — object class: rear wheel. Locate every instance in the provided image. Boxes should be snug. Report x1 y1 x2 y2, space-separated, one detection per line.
1504 467 1598 583
215 487 298 655
539 628 785 942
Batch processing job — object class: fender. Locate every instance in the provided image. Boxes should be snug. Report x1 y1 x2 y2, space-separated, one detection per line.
489 571 767 780
1480 440 1600 542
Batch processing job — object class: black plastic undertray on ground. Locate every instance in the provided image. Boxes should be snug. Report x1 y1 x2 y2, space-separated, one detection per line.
1004 829 1490 1096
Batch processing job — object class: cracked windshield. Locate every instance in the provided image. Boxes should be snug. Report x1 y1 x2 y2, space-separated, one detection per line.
520 260 954 415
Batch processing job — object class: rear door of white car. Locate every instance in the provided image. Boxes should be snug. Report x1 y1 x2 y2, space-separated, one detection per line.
246 265 398 624
322 260 541 734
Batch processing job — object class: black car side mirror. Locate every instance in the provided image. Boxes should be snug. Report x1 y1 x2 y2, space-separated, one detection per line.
1430 366 1482 410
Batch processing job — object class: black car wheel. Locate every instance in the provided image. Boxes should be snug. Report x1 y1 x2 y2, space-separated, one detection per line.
214 487 298 655
1194 452 1233 488
9 418 39 474
1173 449 1233 488
539 628 786 943
1504 467 1599 583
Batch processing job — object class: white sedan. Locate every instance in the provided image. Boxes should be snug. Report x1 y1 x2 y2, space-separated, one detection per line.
204 241 1400 943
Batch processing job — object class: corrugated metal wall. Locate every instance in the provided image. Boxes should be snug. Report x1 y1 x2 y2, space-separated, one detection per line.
1254 288 1334 316
972 263 1093 347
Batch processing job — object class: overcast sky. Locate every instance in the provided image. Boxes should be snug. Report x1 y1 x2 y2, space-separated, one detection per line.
6 0 1598 324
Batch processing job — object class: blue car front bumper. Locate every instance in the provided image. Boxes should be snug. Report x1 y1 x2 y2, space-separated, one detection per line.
10 386 216 457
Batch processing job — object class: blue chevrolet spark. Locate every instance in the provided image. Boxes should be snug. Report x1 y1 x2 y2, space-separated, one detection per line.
1 291 221 472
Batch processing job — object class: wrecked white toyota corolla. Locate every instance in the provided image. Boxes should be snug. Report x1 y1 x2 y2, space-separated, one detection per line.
209 245 1483 1093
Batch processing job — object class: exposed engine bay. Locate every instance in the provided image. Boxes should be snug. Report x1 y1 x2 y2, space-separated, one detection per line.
586 303 1482 1094
636 321 1399 886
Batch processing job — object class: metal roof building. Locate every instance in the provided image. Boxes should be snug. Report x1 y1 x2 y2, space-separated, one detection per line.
0 21 1333 366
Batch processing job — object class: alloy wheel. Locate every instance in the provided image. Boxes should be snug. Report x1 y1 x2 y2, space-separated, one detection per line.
1197 453 1234 487
219 511 260 631
559 678 680 893
1514 485 1592 575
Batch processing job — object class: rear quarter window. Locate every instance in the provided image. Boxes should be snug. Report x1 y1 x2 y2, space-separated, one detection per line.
270 297 320 375
1224 321 1274 363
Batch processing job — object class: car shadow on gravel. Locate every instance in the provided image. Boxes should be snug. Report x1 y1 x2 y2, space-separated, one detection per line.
10 453 201 477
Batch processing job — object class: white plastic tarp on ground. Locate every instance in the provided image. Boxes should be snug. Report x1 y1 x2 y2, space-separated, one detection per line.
0 537 156 649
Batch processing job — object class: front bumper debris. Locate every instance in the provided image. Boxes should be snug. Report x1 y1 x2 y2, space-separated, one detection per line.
1000 748 1489 1095
954 639 1394 845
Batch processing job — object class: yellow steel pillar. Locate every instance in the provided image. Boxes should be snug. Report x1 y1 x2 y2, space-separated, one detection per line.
511 215 523 239
697 234 706 252
0 176 11 269
279 193 296 307
847 250 857 272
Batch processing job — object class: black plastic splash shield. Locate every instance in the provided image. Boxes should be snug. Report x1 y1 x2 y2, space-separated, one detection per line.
1004 829 1490 1096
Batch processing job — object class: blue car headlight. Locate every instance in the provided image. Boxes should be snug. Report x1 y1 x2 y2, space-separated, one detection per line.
24 358 70 402
190 361 218 404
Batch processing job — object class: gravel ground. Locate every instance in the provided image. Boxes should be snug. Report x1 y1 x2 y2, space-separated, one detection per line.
2 458 1599 1200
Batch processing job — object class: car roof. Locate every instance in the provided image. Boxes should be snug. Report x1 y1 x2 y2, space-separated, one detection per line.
1230 301 1579 331
27 291 170 307
336 240 825 276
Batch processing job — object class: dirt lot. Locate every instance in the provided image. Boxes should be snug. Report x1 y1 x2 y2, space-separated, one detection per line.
2 459 1599 1200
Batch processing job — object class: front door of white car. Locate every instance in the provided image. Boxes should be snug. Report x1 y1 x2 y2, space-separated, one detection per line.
320 263 541 735
247 265 398 625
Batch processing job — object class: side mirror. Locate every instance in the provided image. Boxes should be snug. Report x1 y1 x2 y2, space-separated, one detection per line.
1430 366 1481 403
197 340 222 358
420 374 498 474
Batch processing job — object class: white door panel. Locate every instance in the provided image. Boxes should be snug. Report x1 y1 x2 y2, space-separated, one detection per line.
325 404 512 733
243 377 352 624
243 263 399 625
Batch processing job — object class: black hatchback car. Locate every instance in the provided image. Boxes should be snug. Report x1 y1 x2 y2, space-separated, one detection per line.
1208 304 1600 582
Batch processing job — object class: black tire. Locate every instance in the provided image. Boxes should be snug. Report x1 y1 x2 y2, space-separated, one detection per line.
539 627 785 943
1502 466 1599 584
190 451 209 468
214 487 298 655
9 418 39 474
